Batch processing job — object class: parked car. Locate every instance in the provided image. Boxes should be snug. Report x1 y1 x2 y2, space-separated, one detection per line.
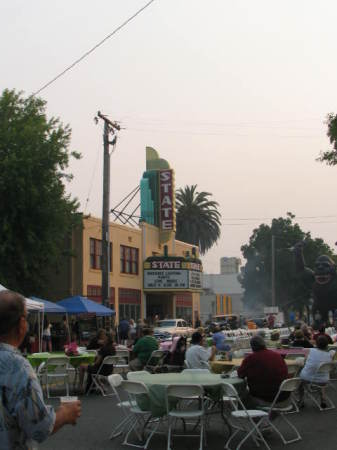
154 319 194 337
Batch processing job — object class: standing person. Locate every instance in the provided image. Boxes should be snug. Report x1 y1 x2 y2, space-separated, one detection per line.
212 325 231 352
60 315 70 349
42 319 52 352
129 319 136 343
118 318 130 345
0 290 81 449
135 318 144 340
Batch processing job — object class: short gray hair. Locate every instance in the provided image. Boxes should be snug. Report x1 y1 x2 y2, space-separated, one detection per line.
250 335 266 352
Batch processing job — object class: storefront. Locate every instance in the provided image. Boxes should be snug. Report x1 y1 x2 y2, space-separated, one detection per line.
144 255 202 324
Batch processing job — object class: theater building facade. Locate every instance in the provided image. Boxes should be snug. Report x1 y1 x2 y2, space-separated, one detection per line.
47 147 202 325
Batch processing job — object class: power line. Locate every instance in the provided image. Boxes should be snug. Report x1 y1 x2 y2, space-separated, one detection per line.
32 0 156 96
222 215 337 221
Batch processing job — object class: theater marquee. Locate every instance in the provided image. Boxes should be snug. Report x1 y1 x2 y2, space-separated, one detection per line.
144 260 202 291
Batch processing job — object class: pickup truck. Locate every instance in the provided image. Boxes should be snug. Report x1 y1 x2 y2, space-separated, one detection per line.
154 319 194 337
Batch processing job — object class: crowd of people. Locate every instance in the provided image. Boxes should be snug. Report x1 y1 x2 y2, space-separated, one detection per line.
1 288 337 449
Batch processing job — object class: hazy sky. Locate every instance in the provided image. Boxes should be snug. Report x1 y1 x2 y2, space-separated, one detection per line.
2 0 337 273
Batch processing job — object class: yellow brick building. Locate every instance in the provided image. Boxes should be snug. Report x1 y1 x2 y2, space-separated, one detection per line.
47 215 201 325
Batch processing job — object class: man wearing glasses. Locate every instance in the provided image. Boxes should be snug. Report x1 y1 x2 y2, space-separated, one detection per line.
0 290 81 449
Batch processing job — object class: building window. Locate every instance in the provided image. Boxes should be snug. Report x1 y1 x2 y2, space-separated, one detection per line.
120 245 139 274
119 288 141 320
90 238 112 271
87 285 115 306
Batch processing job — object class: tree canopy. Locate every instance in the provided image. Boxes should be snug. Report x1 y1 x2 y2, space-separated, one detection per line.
239 213 335 315
318 113 337 165
175 185 221 254
0 89 80 295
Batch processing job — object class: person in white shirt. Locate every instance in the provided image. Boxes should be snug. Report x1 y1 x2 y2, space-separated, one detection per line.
185 332 216 369
299 335 335 408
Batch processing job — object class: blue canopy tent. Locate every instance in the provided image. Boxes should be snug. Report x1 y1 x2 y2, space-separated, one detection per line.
57 296 114 316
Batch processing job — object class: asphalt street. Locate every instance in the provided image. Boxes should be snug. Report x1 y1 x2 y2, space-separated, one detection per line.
40 386 337 450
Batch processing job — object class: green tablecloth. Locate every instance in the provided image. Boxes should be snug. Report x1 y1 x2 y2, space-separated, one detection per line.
129 372 245 417
27 352 96 369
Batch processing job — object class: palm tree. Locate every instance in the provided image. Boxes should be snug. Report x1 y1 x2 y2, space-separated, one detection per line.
175 185 221 254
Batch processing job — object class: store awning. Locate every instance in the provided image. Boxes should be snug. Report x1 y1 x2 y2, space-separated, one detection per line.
57 296 115 316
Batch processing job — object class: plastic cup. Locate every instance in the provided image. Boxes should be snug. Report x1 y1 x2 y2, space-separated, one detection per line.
60 396 78 404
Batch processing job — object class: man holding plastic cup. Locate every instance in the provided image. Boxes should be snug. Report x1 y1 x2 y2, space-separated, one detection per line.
0 290 81 449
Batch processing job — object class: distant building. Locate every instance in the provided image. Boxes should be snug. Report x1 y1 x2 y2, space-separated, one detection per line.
220 257 241 274
200 258 244 324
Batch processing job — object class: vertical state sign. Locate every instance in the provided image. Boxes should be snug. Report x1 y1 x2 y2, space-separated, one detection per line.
159 169 176 231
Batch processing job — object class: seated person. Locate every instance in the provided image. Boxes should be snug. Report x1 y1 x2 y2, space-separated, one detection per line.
301 324 312 341
65 333 79 355
86 328 107 350
168 336 187 367
288 323 302 342
237 335 289 405
79 333 116 393
212 325 231 352
299 335 335 408
291 330 313 348
313 325 333 345
185 332 216 369
129 327 158 371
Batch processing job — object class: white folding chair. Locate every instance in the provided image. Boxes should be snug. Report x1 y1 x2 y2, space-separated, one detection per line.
86 355 116 396
304 361 336 411
165 384 205 450
222 382 271 450
108 374 139 440
45 357 70 399
258 378 302 444
114 350 130 376
145 350 168 373
121 380 163 449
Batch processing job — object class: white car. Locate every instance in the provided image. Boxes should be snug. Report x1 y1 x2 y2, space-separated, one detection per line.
154 319 194 337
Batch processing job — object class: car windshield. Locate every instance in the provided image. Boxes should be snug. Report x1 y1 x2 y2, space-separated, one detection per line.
157 320 176 327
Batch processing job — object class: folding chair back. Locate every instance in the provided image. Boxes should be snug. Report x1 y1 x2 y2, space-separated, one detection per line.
278 377 302 393
145 350 167 373
45 357 70 370
108 373 123 388
45 357 70 398
121 380 149 396
167 383 203 401
317 361 336 375
86 355 116 396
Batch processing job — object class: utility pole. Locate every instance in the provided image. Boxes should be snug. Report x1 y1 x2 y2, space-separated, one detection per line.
95 111 120 307
271 234 276 307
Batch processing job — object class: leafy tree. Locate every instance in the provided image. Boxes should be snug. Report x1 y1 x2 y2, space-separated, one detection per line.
175 185 221 254
317 113 337 165
239 213 334 316
0 89 80 295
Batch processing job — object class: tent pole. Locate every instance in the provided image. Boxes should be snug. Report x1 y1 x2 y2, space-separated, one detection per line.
66 313 70 344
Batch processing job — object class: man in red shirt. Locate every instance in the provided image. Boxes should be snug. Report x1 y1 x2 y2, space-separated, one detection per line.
238 335 289 405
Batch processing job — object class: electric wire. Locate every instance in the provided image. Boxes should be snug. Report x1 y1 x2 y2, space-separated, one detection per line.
32 0 156 96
